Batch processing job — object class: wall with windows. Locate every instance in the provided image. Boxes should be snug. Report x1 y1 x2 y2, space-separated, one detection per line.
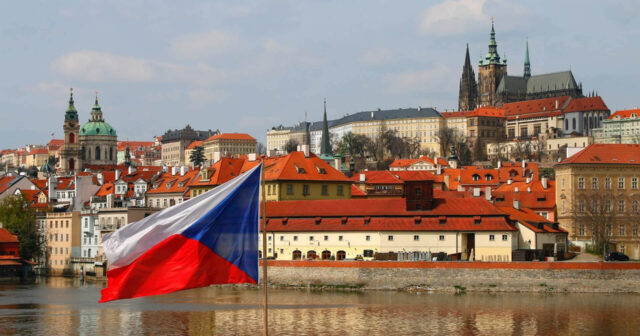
264 181 352 201
45 211 81 274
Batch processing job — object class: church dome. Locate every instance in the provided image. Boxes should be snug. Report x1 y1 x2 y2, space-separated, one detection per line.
79 96 117 136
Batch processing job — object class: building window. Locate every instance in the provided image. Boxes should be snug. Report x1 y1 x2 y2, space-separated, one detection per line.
321 185 328 196
293 236 298 241
309 236 314 241
489 234 495 241
439 235 445 241
279 236 284 241
338 236 343 241
562 199 566 213
633 225 638 236
578 199 585 213
267 185 271 195
363 250 373 257
632 177 638 189
619 177 625 189
366 235 371 241
561 178 565 190
502 235 508 241
413 235 419 241
267 236 271 241
579 224 586 236
337 185 344 196
324 235 328 241
619 200 625 212
302 184 309 196
619 225 625 236
286 184 293 195
578 177 585 189
591 177 598 189
633 200 639 213
605 177 611 189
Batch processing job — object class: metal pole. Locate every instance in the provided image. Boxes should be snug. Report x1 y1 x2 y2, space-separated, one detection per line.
261 165 269 336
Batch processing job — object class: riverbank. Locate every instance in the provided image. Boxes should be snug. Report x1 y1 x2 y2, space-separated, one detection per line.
260 260 640 294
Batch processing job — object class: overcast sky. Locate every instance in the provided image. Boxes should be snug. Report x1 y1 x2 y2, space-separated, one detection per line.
1 0 639 149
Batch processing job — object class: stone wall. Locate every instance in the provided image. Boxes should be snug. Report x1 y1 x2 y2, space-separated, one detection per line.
260 261 640 293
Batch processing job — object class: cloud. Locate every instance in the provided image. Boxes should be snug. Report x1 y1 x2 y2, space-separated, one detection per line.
385 65 452 93
358 48 394 66
170 31 239 60
52 51 155 82
418 0 529 36
51 51 225 85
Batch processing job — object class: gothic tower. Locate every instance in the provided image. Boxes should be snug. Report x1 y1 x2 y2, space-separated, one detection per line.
523 39 531 79
59 88 83 172
458 43 478 111
477 20 507 107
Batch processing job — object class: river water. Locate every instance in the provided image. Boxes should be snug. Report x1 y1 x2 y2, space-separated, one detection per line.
0 277 639 336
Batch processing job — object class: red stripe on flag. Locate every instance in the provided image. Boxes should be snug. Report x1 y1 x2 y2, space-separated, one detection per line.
100 234 256 303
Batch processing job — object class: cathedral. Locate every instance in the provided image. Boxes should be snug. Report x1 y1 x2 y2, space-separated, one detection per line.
59 89 118 172
459 21 583 110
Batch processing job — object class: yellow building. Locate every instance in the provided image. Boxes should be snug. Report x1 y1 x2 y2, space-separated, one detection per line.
555 144 640 259
263 151 352 201
46 211 81 275
203 133 257 161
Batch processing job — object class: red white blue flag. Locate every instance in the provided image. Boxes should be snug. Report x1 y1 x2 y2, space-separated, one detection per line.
99 164 261 302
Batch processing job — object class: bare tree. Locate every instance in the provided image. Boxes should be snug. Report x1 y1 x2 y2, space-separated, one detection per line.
284 139 299 153
436 126 457 157
569 190 619 258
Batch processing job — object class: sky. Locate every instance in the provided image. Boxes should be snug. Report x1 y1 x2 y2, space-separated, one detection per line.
1 0 639 149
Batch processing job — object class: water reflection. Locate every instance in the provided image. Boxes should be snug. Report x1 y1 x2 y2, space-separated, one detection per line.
0 279 639 335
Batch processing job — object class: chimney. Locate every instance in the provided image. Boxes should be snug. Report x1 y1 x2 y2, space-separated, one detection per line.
507 179 512 185
521 160 526 169
371 111 375 119
418 106 422 111
436 164 442 175
514 187 519 193
473 187 481 197
457 185 465 192
555 99 559 109
115 169 121 181
128 166 134 175
180 166 187 176
541 177 548 189
359 173 366 182
171 166 177 176
527 187 531 193
248 153 257 162
444 175 450 189
513 199 520 210
334 158 341 171
301 144 310 157
30 185 36 190
485 187 492 201
97 173 104 186
526 176 531 184
106 193 114 208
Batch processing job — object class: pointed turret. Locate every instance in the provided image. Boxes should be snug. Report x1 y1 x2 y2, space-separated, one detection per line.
524 39 531 79
65 88 78 122
320 98 332 156
482 18 502 65
458 43 478 111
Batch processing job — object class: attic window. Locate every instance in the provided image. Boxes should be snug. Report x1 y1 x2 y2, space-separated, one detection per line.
485 174 493 181
315 217 322 225
282 217 288 225
496 197 505 202
438 216 446 224
472 174 480 181
414 216 421 224
341 217 348 225
316 166 327 174
295 165 305 174
473 216 481 225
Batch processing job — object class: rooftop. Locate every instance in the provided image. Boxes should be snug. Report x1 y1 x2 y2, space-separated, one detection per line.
558 144 640 165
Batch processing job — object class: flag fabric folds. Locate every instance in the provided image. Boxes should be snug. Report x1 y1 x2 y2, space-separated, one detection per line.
99 164 261 303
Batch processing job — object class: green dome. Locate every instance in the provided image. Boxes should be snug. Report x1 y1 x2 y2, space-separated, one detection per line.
80 121 117 136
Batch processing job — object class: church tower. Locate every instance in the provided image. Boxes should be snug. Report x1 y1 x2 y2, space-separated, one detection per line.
477 20 507 107
320 98 332 156
59 88 83 172
458 44 478 111
523 39 531 79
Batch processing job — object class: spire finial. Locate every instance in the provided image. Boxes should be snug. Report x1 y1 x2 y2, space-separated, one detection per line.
95 90 99 105
69 87 74 103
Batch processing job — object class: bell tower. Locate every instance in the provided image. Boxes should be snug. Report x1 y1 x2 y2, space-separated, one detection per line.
477 19 507 107
60 88 83 172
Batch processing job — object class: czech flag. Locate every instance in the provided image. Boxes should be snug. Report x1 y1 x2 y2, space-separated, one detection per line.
99 164 261 303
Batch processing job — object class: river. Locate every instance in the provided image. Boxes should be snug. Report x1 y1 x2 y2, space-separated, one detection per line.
0 277 639 335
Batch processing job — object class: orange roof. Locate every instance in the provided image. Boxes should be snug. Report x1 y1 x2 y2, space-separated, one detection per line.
147 168 200 194
55 177 75 190
264 152 350 182
350 184 367 197
186 140 203 150
559 144 640 165
351 171 403 184
496 206 565 233
609 108 640 120
117 141 155 151
189 158 248 187
95 183 114 197
441 111 470 118
0 228 18 243
28 148 49 155
47 139 64 150
467 107 505 118
392 170 437 182
502 96 570 120
30 179 47 191
389 155 443 169
205 133 256 142
493 179 555 210
563 96 608 113
0 176 20 194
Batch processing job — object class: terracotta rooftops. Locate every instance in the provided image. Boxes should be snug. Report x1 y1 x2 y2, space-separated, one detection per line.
496 206 566 233
558 144 640 165
117 141 155 151
204 133 256 142
264 152 349 182
186 140 203 149
562 96 608 113
467 107 505 118
609 108 640 120
351 171 403 184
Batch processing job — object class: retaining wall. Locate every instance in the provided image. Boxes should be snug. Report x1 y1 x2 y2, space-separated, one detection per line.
260 261 640 293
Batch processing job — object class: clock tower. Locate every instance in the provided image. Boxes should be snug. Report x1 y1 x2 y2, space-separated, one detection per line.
59 88 83 172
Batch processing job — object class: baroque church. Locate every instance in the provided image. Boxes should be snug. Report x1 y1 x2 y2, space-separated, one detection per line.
59 89 118 172
459 21 583 110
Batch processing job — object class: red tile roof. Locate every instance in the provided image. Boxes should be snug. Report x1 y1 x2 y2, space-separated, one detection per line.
205 133 256 142
502 96 570 120
188 157 248 187
117 141 155 151
264 152 350 182
562 96 608 113
95 183 114 197
186 140 203 150
609 108 640 120
467 107 505 118
441 111 470 118
30 179 48 191
558 144 640 165
47 139 64 150
28 148 49 155
496 206 566 233
147 168 200 194
392 170 437 182
492 180 555 210
0 176 18 194
389 155 446 169
350 184 367 197
0 228 18 243
351 171 403 184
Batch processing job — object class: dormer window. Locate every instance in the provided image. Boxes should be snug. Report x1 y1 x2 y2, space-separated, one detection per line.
315 166 326 174
295 164 305 174
485 174 493 181
472 174 480 181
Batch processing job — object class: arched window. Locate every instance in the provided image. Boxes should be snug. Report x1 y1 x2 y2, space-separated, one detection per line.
109 147 113 161
336 250 346 260
321 250 331 260
69 132 75 143
292 250 302 260
565 119 568 130
68 158 75 171
95 146 101 160
307 250 317 260
88 248 92 258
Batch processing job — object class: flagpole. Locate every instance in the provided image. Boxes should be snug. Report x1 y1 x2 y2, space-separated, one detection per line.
261 164 269 336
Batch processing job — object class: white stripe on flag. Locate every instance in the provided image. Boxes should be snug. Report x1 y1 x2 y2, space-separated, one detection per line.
102 164 261 270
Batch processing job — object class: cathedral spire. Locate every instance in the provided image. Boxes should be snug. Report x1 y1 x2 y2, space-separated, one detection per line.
481 18 501 65
320 98 332 156
524 39 531 79
459 44 478 111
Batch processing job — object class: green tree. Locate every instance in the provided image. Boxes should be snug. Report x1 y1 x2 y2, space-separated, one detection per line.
0 195 42 260
189 146 205 166
336 132 367 158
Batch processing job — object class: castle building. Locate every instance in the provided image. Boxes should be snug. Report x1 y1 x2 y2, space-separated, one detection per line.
59 90 118 172
459 21 584 109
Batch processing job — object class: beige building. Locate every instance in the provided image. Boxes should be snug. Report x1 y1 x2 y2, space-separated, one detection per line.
203 133 257 161
160 125 214 166
487 136 592 161
555 144 640 259
46 211 81 275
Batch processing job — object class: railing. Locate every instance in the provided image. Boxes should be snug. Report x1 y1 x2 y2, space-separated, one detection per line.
365 189 403 195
